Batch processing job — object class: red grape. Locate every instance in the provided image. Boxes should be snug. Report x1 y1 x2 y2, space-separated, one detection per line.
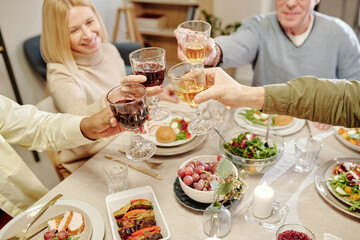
196 160 205 166
200 173 208 180
186 163 195 170
44 230 56 240
194 181 204 190
183 175 193 185
177 169 185 179
57 230 69 240
184 166 194 176
195 165 205 174
192 172 200 182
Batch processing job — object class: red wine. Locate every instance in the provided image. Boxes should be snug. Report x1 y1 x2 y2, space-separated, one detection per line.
110 99 148 130
133 62 165 87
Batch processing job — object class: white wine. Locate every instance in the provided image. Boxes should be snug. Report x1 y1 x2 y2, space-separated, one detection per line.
174 84 206 108
184 43 206 63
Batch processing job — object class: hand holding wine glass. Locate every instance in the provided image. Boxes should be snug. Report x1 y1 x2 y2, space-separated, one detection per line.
129 47 171 121
107 83 156 161
176 20 215 64
167 62 214 135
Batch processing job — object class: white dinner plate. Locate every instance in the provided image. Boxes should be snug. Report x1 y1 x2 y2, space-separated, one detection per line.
333 126 360 152
233 108 305 136
105 185 170 240
314 158 360 219
235 107 296 130
143 116 194 147
0 199 104 240
324 161 359 208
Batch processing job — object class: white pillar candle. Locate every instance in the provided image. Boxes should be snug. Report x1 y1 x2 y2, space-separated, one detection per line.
252 182 274 218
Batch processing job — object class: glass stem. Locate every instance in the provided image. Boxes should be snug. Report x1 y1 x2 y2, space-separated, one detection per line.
150 96 159 109
132 133 143 146
195 107 202 120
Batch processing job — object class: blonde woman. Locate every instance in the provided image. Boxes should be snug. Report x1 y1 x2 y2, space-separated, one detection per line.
41 0 175 176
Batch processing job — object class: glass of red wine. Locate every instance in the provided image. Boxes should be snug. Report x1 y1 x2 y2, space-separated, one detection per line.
129 47 171 121
107 83 156 161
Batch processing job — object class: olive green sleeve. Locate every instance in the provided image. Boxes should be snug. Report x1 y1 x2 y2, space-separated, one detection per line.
263 76 360 128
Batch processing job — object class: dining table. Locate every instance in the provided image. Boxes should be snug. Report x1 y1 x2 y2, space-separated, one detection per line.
29 102 360 240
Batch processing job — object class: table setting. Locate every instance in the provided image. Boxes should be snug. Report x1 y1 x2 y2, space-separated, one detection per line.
2 19 360 240
2 99 359 239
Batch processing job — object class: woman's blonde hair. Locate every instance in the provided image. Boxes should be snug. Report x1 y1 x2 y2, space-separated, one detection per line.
41 0 108 73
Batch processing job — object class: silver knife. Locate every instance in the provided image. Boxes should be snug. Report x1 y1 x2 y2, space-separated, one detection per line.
24 213 64 238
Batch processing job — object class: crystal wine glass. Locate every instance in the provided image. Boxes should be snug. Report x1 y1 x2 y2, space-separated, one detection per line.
167 62 214 135
107 83 156 161
129 47 171 121
177 20 211 63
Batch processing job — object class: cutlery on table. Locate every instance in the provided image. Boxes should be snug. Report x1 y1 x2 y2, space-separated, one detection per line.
264 115 271 147
105 154 163 180
213 127 237 156
143 160 163 169
6 193 63 240
23 213 64 239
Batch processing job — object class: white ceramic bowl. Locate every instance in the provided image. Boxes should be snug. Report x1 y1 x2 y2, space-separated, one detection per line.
178 155 238 203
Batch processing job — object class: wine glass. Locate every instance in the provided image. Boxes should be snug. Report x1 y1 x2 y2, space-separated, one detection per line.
167 62 214 135
129 47 171 121
107 83 156 161
177 20 211 63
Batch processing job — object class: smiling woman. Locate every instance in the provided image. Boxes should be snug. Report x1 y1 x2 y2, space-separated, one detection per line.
39 0 129 177
67 6 102 54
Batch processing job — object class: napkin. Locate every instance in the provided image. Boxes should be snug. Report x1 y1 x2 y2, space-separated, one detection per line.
323 233 343 240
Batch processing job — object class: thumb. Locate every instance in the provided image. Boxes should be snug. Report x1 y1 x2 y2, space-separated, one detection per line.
194 87 217 104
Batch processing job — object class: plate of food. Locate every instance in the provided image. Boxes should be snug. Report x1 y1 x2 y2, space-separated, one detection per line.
333 127 360 152
0 199 104 240
314 158 360 219
105 185 170 240
234 108 305 136
144 117 194 147
325 161 360 211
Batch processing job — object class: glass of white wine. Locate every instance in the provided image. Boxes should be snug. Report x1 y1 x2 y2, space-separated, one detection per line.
167 62 214 135
177 20 211 63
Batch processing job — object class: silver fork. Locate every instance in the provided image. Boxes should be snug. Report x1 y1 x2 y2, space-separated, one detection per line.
6 194 63 240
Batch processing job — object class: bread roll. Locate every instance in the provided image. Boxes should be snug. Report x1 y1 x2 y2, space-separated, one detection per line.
274 115 294 126
156 126 177 143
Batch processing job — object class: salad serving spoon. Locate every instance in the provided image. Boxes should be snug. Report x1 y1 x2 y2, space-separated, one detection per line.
264 115 271 147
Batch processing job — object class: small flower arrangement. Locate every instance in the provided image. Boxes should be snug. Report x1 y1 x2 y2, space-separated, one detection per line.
204 154 249 237
211 154 249 208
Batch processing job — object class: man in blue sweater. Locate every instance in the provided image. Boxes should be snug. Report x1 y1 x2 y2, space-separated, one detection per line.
176 0 360 129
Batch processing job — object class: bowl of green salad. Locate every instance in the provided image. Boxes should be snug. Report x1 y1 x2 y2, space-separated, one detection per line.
219 126 284 175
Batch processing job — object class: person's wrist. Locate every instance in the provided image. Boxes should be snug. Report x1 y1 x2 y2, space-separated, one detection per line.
213 44 223 67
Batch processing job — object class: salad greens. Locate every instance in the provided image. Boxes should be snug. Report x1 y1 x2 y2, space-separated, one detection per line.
170 118 191 141
239 109 276 127
223 132 279 159
328 170 360 211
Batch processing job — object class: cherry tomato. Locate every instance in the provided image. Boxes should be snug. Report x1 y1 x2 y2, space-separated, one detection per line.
217 154 225 162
